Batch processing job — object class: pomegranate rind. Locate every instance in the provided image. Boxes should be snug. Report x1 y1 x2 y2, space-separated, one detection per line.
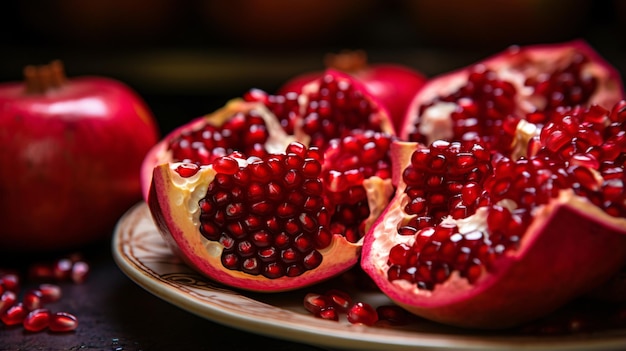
140 99 293 200
149 163 361 292
400 40 625 143
361 141 626 329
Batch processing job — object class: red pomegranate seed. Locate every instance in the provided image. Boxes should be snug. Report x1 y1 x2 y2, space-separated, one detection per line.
23 308 51 332
262 262 284 278
49 312 78 332
318 307 339 321
39 284 62 303
325 289 352 312
303 293 333 315
23 289 43 311
388 243 411 266
213 156 240 174
71 261 90 284
53 258 73 281
0 273 20 292
1 302 28 326
175 163 200 178
347 302 378 326
0 290 17 314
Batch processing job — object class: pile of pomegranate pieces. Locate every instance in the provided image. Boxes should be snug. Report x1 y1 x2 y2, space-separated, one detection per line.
144 40 626 330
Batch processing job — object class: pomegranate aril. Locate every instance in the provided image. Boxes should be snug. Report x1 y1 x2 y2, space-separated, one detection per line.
318 307 339 321
347 302 378 326
23 289 43 311
303 250 323 270
23 308 51 332
49 312 78 332
324 289 352 312
71 261 90 284
53 258 73 281
0 290 17 314
175 163 200 178
39 284 62 303
303 293 334 316
1 302 28 326
1 273 20 292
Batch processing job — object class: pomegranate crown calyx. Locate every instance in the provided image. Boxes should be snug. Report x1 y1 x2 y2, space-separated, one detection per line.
23 60 67 95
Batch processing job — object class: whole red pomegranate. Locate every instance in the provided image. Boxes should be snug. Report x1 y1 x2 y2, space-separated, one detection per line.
0 61 160 252
278 50 427 133
146 70 396 291
361 41 626 329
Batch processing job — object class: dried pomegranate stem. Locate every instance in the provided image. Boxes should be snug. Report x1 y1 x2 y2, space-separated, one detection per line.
23 60 66 94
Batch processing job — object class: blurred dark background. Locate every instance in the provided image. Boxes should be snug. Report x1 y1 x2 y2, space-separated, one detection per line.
0 0 625 136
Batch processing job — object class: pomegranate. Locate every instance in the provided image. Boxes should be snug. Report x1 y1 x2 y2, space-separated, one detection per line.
146 70 396 291
279 50 427 133
0 60 159 252
361 41 626 329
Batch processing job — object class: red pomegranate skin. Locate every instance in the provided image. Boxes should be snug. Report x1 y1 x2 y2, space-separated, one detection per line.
0 76 159 252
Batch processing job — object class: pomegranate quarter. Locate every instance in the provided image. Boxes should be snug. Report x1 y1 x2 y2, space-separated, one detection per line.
362 41 626 329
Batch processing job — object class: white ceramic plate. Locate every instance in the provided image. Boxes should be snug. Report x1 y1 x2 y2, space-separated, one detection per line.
112 203 626 351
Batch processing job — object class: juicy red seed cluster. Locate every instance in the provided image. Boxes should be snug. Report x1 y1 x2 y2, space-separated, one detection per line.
302 73 383 147
388 223 491 289
390 104 626 291
411 66 518 145
392 148 622 291
409 53 601 150
528 105 626 216
303 289 410 326
199 142 329 279
324 131 394 242
244 88 300 134
0 271 78 333
169 110 269 165
524 52 598 110
401 140 491 229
